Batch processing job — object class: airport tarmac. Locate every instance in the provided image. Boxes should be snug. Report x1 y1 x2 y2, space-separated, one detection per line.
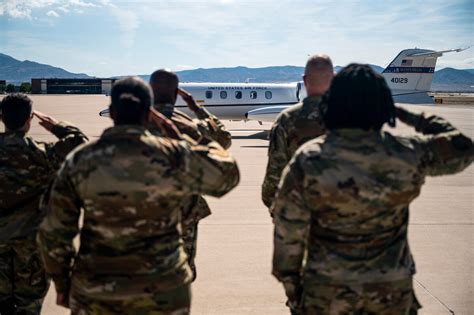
1 95 472 315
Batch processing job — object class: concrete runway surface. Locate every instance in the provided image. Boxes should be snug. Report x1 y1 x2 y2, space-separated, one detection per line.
1 95 472 315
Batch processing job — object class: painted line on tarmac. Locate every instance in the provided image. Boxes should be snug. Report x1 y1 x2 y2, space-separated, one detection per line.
414 277 455 314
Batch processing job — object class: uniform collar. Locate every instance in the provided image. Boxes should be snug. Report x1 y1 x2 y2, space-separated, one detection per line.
303 95 322 103
327 128 383 141
2 130 27 137
101 125 150 138
153 103 175 118
302 95 322 109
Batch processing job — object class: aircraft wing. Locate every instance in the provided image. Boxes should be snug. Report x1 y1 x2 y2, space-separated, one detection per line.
245 105 291 123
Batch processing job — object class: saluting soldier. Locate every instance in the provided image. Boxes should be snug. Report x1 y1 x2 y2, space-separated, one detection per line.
0 93 88 314
262 54 333 211
149 69 232 280
272 64 473 314
37 77 239 314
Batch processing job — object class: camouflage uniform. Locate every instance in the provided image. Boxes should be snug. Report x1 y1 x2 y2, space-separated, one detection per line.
0 122 88 314
153 103 232 280
272 109 473 315
262 96 325 209
37 125 239 315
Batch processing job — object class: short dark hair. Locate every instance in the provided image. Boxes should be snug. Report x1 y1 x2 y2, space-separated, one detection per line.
304 54 333 76
110 77 153 125
149 69 179 104
1 93 33 130
322 63 395 130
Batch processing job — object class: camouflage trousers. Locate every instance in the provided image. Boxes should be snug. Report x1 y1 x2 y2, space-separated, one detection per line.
181 195 211 283
69 284 191 315
0 239 49 315
296 278 421 315
182 223 198 282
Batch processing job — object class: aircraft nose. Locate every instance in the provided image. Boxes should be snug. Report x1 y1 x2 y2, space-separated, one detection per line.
99 108 110 117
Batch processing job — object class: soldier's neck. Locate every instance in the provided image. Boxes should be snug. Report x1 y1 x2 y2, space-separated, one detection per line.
154 103 175 118
5 126 28 134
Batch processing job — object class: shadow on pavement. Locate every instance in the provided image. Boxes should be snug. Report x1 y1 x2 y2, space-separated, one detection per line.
232 131 269 140
240 145 269 148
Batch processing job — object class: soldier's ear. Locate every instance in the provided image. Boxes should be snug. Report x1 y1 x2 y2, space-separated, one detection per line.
23 114 33 132
303 75 309 89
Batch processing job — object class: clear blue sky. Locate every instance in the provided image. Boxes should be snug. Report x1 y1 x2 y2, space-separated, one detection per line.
1 0 473 77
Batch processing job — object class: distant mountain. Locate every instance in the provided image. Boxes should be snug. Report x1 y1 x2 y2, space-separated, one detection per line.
1 53 473 91
431 68 474 92
137 64 384 83
137 66 305 83
0 53 90 83
334 64 384 73
369 65 385 73
178 65 305 83
433 67 474 85
465 69 474 75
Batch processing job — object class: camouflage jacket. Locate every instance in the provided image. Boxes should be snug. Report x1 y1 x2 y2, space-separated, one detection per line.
156 103 232 150
0 122 88 242
272 110 473 286
37 125 240 297
153 103 232 225
262 96 325 208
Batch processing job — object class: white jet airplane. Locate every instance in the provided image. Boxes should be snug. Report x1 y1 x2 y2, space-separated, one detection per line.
99 48 467 123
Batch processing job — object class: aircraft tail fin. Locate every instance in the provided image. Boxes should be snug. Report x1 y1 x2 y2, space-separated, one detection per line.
383 48 467 92
382 47 469 103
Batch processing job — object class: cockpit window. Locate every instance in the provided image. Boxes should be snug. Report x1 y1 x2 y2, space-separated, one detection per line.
235 91 242 99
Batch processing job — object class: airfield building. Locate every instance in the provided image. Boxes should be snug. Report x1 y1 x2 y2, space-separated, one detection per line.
31 78 117 94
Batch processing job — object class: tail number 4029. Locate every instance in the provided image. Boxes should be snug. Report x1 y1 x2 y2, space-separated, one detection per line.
391 77 408 84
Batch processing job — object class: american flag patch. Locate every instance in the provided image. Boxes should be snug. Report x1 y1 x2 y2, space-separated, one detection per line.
401 59 413 66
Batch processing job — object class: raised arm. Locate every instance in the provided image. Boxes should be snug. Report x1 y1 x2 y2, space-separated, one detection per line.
178 88 232 149
175 138 240 197
194 106 232 149
34 111 88 167
262 122 290 209
271 154 310 311
37 161 82 300
396 107 473 176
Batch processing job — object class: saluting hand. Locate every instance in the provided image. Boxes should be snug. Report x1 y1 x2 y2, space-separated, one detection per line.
395 106 424 130
148 107 182 139
178 88 201 112
33 111 59 132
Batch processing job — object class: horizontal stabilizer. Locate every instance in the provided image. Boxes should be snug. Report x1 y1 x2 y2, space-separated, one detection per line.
392 91 433 104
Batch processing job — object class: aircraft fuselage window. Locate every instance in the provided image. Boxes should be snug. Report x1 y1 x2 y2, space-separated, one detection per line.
250 91 257 99
206 91 213 99
235 91 242 99
265 91 272 99
220 91 227 99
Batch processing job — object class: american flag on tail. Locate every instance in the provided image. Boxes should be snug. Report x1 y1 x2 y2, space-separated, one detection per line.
401 59 413 66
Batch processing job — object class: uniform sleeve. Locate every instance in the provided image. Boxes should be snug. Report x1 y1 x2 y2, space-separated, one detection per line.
262 120 290 209
40 122 89 168
271 154 310 289
400 109 473 176
194 106 232 149
176 139 240 198
37 160 82 295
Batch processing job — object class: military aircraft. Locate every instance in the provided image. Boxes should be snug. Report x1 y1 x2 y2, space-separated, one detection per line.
99 48 468 123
